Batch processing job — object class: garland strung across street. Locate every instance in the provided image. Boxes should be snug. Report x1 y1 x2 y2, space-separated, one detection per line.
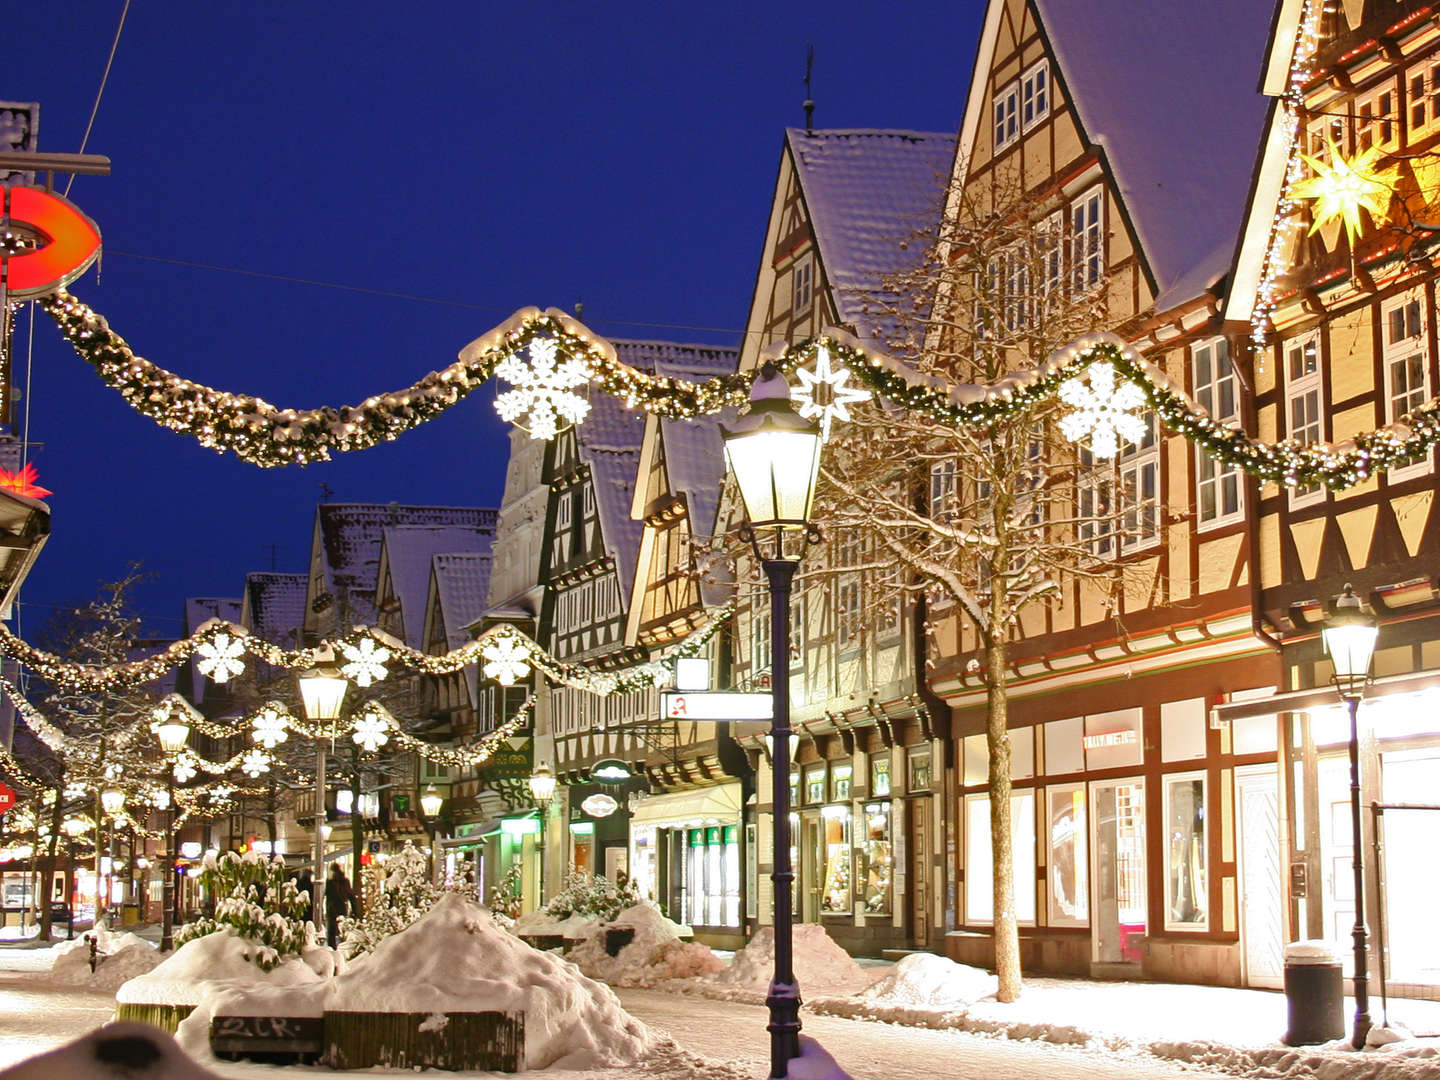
39 286 1440 490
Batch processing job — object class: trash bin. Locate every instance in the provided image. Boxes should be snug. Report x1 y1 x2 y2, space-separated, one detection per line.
1284 940 1345 1045
604 927 635 957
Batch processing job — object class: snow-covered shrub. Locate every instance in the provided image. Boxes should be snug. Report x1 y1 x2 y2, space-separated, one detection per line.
543 871 641 923
337 841 441 957
488 859 525 919
175 850 310 971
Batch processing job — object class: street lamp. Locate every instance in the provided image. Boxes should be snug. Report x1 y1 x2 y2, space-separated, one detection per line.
1321 584 1379 1050
527 765 556 810
722 364 822 1078
299 655 349 931
420 784 444 818
100 788 126 816
151 707 190 952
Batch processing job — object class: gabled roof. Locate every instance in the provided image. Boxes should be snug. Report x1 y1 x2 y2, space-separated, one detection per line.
577 342 737 597
314 504 497 623
959 0 1272 309
787 128 956 341
183 597 241 706
242 572 307 648
653 348 738 542
379 525 496 648
430 552 493 651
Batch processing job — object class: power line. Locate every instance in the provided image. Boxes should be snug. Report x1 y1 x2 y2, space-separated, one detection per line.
103 249 757 338
65 0 131 198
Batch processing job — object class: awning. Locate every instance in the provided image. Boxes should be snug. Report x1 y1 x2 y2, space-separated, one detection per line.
629 783 741 828
1212 668 1440 723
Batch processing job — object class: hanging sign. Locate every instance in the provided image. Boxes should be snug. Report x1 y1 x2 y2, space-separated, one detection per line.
0 781 15 811
1 185 102 300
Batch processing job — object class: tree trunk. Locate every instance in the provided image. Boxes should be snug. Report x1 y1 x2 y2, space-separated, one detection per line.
985 634 1021 1002
39 780 64 941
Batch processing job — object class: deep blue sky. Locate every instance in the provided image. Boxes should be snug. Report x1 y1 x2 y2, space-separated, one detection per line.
8 1 982 634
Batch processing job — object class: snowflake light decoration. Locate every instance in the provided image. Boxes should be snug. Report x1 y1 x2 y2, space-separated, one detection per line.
494 336 592 440
791 347 871 441
481 637 531 686
240 749 271 778
1058 361 1147 459
340 637 390 688
172 755 198 783
195 632 246 684
351 711 392 753
251 706 290 749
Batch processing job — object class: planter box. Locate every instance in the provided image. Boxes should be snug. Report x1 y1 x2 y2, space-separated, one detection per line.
113 1003 195 1034
210 1015 323 1064
324 1010 524 1072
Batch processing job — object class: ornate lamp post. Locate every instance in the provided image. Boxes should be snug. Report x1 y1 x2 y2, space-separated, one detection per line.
1321 584 1380 1050
528 764 556 904
154 711 190 951
298 656 349 931
419 784 445 884
721 365 823 1078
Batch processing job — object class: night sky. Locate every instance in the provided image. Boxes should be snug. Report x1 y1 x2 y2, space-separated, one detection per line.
7 2 982 634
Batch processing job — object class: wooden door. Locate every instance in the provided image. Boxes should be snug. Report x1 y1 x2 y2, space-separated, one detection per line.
908 798 929 946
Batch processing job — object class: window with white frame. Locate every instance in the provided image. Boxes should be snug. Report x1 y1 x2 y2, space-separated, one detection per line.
1047 783 1089 926
964 790 1036 925
792 255 813 317
1163 771 1208 930
1284 331 1325 505
1001 246 1031 333
1192 337 1244 527
1071 187 1104 292
1020 60 1049 133
751 602 771 676
1408 57 1440 143
993 79 1019 152
836 576 862 652
1040 210 1065 317
1382 290 1432 478
788 593 805 669
1077 445 1114 557
1356 79 1399 153
1119 413 1161 551
1303 113 1348 179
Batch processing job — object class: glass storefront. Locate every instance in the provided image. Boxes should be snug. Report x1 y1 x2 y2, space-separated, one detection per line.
1047 783 1088 925
860 802 892 915
819 807 852 914
1163 772 1207 930
681 825 740 927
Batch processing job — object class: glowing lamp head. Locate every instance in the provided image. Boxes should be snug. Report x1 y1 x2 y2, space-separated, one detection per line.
297 660 348 720
527 764 556 809
1322 584 1379 701
100 788 125 815
155 720 190 756
61 817 89 838
420 784 444 818
722 365 822 542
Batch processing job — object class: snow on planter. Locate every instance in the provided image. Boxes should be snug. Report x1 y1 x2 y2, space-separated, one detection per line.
51 935 161 992
326 892 653 1070
566 903 722 987
857 953 997 1010
711 924 872 995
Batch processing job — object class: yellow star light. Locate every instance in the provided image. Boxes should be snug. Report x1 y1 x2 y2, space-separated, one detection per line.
1292 138 1400 244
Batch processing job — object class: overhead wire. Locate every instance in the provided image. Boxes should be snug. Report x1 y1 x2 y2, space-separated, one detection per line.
64 0 132 198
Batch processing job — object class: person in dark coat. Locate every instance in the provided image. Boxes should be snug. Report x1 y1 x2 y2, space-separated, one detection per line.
324 865 355 948
294 869 314 926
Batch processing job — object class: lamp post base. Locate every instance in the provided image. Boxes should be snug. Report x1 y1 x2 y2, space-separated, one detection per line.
766 979 802 1079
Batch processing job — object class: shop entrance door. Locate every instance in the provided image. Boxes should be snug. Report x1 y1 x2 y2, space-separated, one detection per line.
908 798 930 946
1236 765 1284 987
802 815 822 923
1091 778 1146 966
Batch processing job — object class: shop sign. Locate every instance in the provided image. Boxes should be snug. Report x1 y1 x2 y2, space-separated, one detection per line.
661 691 772 720
479 737 533 781
1082 729 1137 750
0 781 16 812
581 793 619 818
590 759 633 783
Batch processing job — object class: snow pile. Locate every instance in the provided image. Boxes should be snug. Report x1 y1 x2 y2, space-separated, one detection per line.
711 924 871 995
567 904 723 987
0 1021 223 1080
858 953 996 1010
116 928 326 1007
51 937 161 992
330 893 654 1069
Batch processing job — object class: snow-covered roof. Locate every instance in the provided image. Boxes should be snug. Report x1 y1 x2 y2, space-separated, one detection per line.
578 342 736 596
787 129 955 341
315 504 497 623
242 572 307 648
653 347 739 542
431 552 493 651
379 525 496 648
1032 0 1272 307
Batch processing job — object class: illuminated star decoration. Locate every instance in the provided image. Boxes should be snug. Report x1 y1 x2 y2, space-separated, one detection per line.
251 706 289 749
340 637 390 688
0 462 53 499
493 336 592 440
195 633 246 684
1058 361 1147 459
790 346 871 441
481 637 531 686
351 711 391 753
1292 139 1400 244
240 749 271 778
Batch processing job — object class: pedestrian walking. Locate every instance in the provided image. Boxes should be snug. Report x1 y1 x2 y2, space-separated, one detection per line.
324 864 354 948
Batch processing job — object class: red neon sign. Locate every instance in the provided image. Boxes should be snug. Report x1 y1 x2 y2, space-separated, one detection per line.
1 185 102 300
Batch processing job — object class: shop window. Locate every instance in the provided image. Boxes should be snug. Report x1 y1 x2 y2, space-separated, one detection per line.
963 733 989 787
1084 708 1145 770
1163 772 1208 930
860 803 893 915
1047 784 1088 926
820 806 852 914
830 764 853 802
705 827 724 926
871 757 891 797
804 766 825 805
1044 717 1084 775
723 826 740 927
686 830 704 926
908 749 932 792
964 790 1036 925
